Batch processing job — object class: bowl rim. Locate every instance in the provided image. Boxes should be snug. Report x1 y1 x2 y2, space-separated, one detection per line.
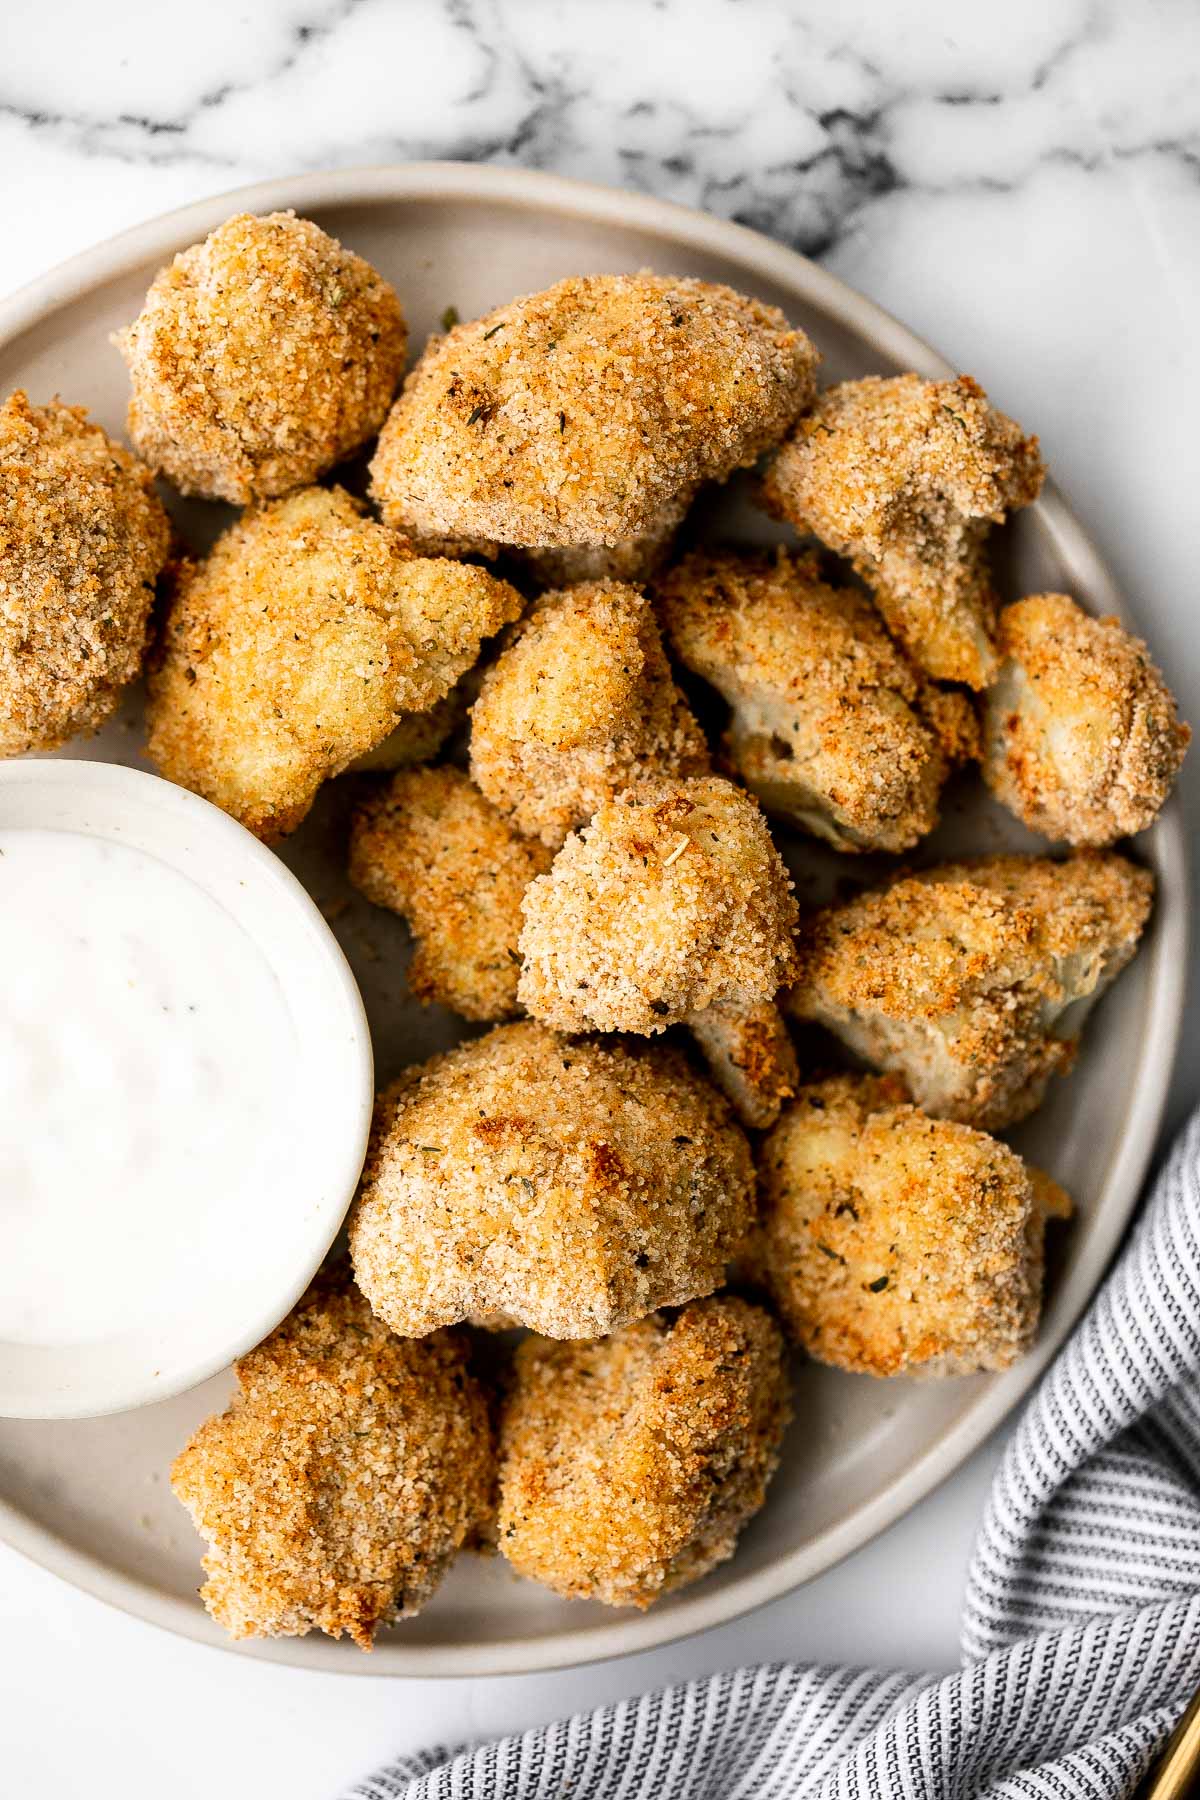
0 160 1187 1676
0 758 374 1419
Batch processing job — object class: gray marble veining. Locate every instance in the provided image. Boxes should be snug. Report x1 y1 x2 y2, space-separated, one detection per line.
3 2 1198 268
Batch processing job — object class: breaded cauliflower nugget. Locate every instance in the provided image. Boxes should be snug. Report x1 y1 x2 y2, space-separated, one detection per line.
656 545 977 853
370 272 817 549
786 852 1153 1130
513 488 694 589
687 997 799 1131
983 593 1189 846
470 580 710 846
170 1270 492 1649
497 1296 790 1606
758 1074 1069 1377
116 211 406 503
518 776 799 1035
0 391 170 755
348 1021 755 1340
146 487 522 839
349 766 552 1021
761 375 1044 687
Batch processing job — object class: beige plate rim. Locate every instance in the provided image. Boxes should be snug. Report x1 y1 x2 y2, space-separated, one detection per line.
0 162 1188 1677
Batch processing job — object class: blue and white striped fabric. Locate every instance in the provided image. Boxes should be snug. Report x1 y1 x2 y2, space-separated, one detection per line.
345 1112 1200 1800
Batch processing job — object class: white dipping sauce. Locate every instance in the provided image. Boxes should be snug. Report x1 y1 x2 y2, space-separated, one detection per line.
0 828 299 1347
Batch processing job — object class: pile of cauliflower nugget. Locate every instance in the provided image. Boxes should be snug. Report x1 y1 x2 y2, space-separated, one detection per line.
3 210 1188 1649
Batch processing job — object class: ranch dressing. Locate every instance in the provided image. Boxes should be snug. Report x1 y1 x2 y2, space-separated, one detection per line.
0 828 300 1347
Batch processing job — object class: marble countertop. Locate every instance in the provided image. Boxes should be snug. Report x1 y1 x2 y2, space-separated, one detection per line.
2 3 1198 1796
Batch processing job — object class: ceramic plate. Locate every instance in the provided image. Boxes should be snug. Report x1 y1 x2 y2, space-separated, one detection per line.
0 164 1186 1675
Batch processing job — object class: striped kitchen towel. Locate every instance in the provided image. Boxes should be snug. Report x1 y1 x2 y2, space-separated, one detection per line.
345 1110 1200 1800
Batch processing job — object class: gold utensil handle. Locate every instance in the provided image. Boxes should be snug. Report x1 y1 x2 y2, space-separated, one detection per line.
1138 1684 1200 1800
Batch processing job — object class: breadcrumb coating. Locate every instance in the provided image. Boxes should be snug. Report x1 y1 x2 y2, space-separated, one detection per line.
349 766 552 1021
348 1021 755 1340
983 593 1189 846
786 851 1153 1129
760 375 1044 687
146 487 522 840
116 211 406 503
470 580 710 846
170 1269 492 1649
0 391 170 755
686 997 799 1131
497 1296 790 1606
757 1074 1070 1377
656 545 976 853
370 272 817 547
518 776 799 1035
348 683 464 773
918 679 982 767
513 488 694 588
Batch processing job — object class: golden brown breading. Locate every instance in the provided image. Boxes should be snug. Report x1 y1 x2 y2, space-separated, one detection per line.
350 657 493 773
983 593 1189 846
786 852 1153 1129
469 580 710 847
146 487 522 840
757 1074 1069 1377
918 679 983 767
348 1021 755 1340
170 1269 492 1649
512 488 694 588
349 766 552 1021
116 211 406 503
370 273 817 548
684 997 799 1131
497 1296 790 1607
760 374 1044 687
348 684 464 773
0 391 170 755
518 776 799 1035
656 545 976 853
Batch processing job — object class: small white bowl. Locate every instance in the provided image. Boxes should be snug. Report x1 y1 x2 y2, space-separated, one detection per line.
0 760 373 1420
